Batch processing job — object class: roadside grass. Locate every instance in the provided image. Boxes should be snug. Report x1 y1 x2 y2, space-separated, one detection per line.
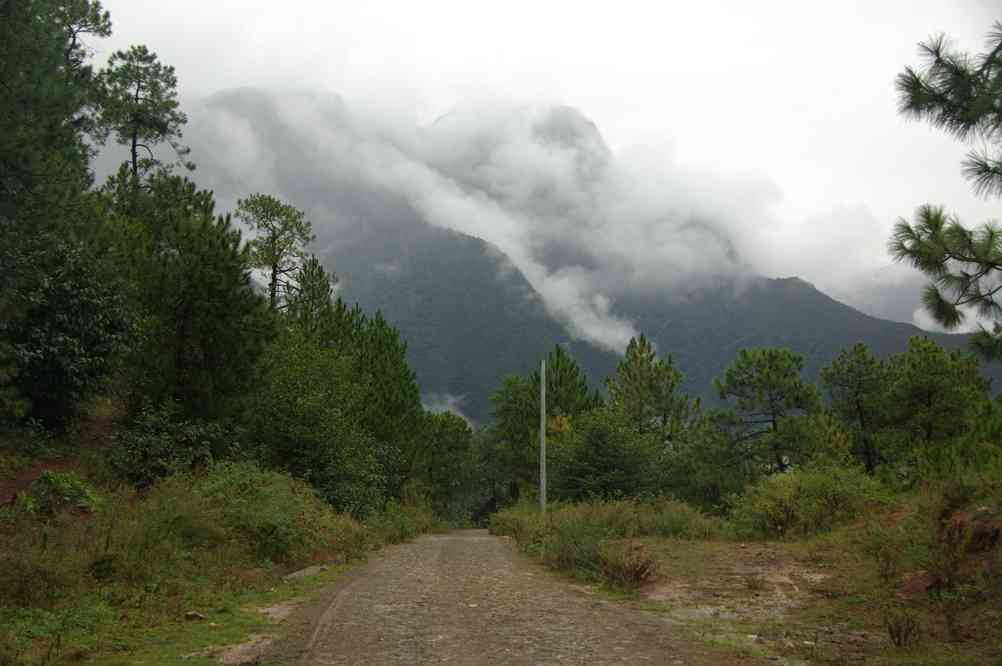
0 425 441 665
494 488 1002 664
0 561 352 665
490 499 721 591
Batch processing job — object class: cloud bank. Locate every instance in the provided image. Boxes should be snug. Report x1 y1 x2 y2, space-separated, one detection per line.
170 88 934 350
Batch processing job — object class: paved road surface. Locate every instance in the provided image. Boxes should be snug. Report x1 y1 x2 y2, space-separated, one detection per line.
267 530 761 665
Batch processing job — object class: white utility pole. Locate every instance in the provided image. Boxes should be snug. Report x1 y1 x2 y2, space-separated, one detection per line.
539 358 547 514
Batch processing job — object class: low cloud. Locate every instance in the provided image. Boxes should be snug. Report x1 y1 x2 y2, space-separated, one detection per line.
422 392 474 425
175 88 923 350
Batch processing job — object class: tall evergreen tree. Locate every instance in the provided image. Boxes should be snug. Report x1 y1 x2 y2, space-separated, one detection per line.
235 193 315 310
715 348 819 471
0 0 109 225
821 343 888 474
883 337 988 451
533 344 602 419
95 44 190 180
287 254 336 336
606 334 697 443
896 21 1002 197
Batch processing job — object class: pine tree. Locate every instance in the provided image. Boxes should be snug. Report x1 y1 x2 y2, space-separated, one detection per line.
896 21 1002 197
532 344 602 419
891 22 1002 357
235 193 315 310
0 0 109 225
821 343 888 474
883 337 988 450
287 254 337 336
715 348 819 471
606 334 697 443
105 170 272 416
95 44 190 180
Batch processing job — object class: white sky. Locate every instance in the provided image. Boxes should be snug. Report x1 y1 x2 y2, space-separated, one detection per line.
97 0 1001 290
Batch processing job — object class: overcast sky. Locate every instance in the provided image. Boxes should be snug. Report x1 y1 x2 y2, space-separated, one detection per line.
94 1 1001 337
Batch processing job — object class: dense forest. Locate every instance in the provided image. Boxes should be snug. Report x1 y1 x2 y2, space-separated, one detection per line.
2 2 1002 663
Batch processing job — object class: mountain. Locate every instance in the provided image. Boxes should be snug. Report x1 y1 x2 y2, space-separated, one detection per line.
327 214 617 422
326 222 1000 423
169 88 1000 423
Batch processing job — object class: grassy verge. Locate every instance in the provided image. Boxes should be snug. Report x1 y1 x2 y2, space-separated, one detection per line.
492 487 1002 664
0 458 440 665
489 498 722 591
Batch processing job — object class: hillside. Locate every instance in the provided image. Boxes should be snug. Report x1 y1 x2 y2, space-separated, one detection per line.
175 88 1000 423
328 221 1000 422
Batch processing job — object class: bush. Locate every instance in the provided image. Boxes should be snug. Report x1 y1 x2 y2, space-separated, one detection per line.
491 498 716 589
0 461 369 611
161 461 363 564
885 606 921 648
728 465 887 539
21 471 101 516
367 499 440 545
598 540 658 589
635 498 724 539
109 405 241 488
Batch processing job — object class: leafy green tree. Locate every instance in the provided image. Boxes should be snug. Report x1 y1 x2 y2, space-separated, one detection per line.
489 374 538 500
0 0 121 426
0 237 130 428
95 44 190 180
235 193 315 310
247 327 384 516
489 345 600 499
352 312 424 498
606 334 697 442
714 348 820 471
821 343 889 474
891 23 1002 356
883 337 988 452
661 412 750 511
411 411 475 516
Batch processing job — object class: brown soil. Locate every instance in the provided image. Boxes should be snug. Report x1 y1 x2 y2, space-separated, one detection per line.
0 411 116 503
0 457 76 504
265 530 766 665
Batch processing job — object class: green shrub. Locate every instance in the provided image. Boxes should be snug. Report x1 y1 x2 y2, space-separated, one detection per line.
635 498 723 539
728 465 887 539
22 471 101 516
491 498 715 589
367 499 439 545
165 461 362 564
109 405 241 488
0 461 369 612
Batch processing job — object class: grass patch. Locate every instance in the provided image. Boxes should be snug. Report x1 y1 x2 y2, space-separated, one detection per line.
0 459 438 664
491 499 719 589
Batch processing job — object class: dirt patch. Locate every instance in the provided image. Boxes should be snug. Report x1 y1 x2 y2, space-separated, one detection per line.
0 458 77 504
185 635 275 665
258 600 300 623
218 635 274 665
